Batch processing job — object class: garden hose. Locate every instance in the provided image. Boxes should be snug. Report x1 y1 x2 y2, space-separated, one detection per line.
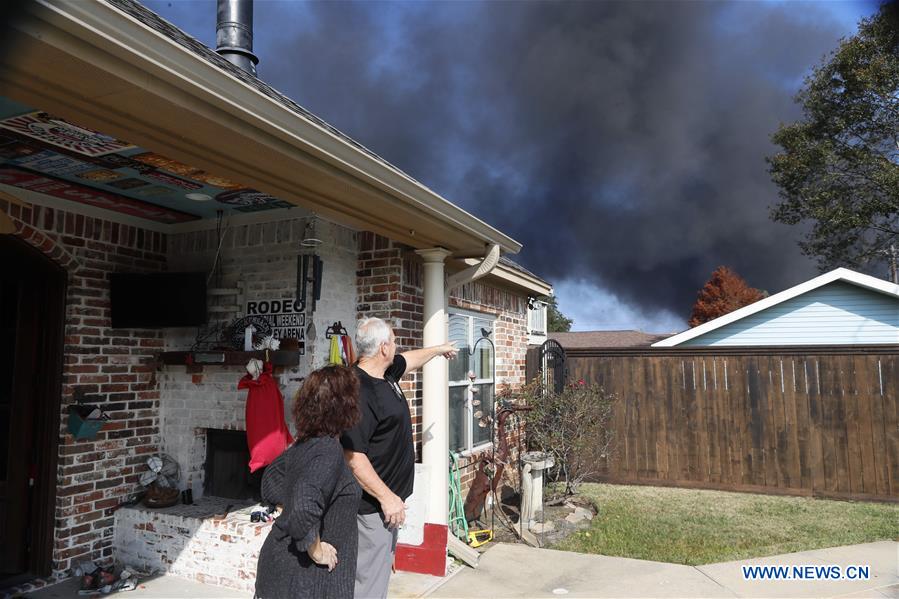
448 451 469 542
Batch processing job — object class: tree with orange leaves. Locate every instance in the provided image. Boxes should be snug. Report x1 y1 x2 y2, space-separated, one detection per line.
689 266 766 327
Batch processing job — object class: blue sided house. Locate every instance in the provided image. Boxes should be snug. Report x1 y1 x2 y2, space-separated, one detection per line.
655 268 899 348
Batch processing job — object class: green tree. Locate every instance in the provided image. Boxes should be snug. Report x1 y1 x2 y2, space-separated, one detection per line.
545 295 573 332
767 3 899 281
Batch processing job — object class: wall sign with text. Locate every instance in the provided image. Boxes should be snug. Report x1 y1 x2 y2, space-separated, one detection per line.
246 298 306 353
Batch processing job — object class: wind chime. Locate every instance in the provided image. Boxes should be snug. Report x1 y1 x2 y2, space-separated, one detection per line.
297 216 323 364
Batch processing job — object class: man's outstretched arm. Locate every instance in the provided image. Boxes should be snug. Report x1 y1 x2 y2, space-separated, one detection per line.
401 342 458 371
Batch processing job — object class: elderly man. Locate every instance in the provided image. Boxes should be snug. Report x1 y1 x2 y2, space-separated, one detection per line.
340 316 456 599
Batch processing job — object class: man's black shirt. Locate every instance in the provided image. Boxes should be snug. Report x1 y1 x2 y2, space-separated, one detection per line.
340 355 414 515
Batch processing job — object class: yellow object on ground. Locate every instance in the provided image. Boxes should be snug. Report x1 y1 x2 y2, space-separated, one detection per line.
468 529 493 548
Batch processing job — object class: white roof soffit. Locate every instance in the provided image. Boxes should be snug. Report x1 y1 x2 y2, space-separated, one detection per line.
0 0 522 256
653 267 899 347
457 258 553 296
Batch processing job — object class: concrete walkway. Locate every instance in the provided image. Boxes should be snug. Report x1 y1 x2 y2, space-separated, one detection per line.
428 541 899 598
20 568 448 598
20 575 246 598
20 541 898 598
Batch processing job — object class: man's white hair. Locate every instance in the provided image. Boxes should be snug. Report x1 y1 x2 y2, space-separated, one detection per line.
356 317 392 358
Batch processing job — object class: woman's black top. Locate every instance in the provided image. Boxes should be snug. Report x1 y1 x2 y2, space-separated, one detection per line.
255 436 361 599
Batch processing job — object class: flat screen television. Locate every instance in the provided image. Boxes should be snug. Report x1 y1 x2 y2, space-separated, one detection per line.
110 272 207 328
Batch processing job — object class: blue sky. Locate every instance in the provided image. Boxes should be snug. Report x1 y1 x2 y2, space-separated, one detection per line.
142 0 881 332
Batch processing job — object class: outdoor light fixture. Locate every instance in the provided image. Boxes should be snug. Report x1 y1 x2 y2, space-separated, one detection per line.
186 193 213 202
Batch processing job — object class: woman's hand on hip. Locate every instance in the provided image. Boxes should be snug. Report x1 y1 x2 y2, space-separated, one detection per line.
308 537 338 572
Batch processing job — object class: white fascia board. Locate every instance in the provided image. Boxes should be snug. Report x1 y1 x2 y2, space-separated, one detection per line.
652 267 899 347
27 0 522 254
460 258 553 296
833 267 899 296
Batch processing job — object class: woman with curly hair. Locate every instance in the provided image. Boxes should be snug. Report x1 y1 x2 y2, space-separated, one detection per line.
255 365 361 599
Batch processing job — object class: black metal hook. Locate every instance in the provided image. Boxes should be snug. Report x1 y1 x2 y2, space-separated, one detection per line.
325 321 348 338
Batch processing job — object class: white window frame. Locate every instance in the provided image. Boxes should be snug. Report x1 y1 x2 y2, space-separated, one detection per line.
527 300 548 345
448 308 495 455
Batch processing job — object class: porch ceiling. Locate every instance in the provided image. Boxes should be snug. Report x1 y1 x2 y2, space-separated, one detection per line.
0 0 522 256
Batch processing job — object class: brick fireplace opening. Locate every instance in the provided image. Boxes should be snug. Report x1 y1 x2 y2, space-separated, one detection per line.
114 429 273 593
115 428 271 592
204 429 262 501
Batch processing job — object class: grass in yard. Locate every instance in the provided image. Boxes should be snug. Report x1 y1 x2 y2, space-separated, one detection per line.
552 483 899 565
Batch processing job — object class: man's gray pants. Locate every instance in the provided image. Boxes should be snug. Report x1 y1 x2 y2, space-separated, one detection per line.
355 512 398 599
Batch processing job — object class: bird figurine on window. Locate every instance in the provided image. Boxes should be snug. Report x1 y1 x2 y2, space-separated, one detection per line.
480 327 492 338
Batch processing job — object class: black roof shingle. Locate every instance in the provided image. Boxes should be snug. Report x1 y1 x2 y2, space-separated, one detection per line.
106 0 423 187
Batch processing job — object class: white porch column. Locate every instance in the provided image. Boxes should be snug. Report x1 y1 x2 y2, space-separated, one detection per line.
415 247 451 525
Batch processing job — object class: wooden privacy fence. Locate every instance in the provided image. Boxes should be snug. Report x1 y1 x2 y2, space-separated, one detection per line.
528 345 899 502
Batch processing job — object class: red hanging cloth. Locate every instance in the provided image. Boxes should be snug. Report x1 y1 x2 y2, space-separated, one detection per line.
238 362 293 472
341 334 356 365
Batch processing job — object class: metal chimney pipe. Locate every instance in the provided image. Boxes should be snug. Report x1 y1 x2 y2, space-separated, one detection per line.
215 0 259 76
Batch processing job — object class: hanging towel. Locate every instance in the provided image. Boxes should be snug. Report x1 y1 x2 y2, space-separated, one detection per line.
329 335 344 365
238 362 294 472
340 334 356 365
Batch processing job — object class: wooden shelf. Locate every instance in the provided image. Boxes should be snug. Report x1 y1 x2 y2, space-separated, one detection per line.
157 350 301 370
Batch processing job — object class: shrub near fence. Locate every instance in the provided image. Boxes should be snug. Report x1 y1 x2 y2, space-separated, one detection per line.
529 346 899 502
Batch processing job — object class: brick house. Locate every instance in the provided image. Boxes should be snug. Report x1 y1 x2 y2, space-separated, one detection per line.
0 0 551 591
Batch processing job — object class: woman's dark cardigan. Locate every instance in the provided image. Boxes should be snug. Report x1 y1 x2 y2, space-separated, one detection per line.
255 436 361 599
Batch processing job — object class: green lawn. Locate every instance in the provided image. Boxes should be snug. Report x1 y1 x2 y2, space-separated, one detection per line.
552 483 899 565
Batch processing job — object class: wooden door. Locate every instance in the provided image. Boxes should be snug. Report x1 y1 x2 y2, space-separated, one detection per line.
0 235 65 580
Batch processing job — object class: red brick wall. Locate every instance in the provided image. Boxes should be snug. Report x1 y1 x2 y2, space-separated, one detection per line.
3 199 165 577
356 233 530 497
447 285 528 493
450 281 529 387
356 232 425 454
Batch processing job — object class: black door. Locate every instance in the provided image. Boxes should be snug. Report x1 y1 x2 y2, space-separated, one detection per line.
0 235 65 581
